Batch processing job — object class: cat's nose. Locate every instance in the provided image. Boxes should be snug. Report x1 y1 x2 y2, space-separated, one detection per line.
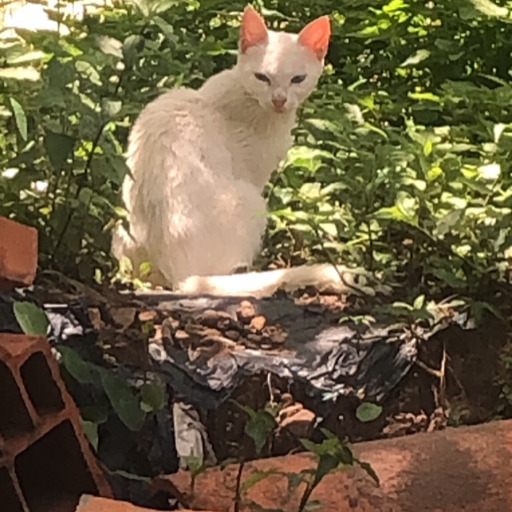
272 95 287 112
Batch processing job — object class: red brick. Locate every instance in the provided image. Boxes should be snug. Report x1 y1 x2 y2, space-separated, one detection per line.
0 334 111 512
165 419 512 512
76 495 220 512
0 217 38 289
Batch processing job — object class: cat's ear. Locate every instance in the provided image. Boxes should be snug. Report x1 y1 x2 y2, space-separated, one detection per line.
240 5 268 53
298 16 331 60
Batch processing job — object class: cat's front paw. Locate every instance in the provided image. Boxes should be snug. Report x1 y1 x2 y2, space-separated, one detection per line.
233 264 250 274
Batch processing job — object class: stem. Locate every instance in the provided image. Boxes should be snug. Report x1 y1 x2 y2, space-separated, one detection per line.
233 460 245 512
309 221 366 294
52 126 105 259
366 221 374 271
297 481 315 512
52 21 149 261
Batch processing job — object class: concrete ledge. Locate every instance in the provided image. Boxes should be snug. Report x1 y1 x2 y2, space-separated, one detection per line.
76 495 219 512
163 419 512 512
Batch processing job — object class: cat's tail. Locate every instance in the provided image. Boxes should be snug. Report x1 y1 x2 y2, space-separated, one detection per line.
177 263 390 298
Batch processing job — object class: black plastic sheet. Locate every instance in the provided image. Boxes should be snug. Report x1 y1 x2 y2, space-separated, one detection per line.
1 290 470 408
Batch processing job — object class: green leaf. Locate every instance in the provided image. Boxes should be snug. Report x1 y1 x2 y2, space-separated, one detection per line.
57 346 95 384
241 469 278 494
122 35 144 68
356 402 383 423
0 67 40 81
101 99 123 119
413 294 425 310
470 0 508 17
140 381 166 412
99 369 146 431
13 302 49 336
314 453 341 485
9 98 27 141
245 410 276 454
401 49 431 67
286 471 306 493
357 460 380 485
81 420 99 451
181 455 205 476
44 131 76 169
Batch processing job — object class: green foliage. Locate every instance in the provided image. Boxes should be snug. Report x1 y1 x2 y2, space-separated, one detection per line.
298 429 379 512
81 419 99 450
356 402 384 423
13 301 49 336
58 345 167 434
3 0 512 296
236 401 278 454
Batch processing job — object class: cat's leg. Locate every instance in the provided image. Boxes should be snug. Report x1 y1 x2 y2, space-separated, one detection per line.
158 179 267 285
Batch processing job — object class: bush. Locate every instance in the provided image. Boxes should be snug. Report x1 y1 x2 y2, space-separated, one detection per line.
2 0 512 298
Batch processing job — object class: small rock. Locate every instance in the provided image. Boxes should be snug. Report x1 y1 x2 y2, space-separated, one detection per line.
202 309 220 327
238 300 255 322
224 330 240 341
138 310 157 323
203 328 222 338
250 315 266 332
246 333 262 343
110 307 137 329
149 324 163 344
184 323 204 336
266 326 287 344
278 404 316 438
217 319 230 330
87 307 103 330
174 330 190 341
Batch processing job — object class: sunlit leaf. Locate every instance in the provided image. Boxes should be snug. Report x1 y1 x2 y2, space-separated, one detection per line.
9 97 27 141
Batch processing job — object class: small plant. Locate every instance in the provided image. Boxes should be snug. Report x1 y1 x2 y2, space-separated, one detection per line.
232 401 379 512
296 429 379 512
230 402 279 511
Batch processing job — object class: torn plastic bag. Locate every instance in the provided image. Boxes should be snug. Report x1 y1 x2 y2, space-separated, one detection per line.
140 292 473 409
2 290 472 409
150 322 419 408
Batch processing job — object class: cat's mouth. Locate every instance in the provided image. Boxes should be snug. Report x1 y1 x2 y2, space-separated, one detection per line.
271 96 288 114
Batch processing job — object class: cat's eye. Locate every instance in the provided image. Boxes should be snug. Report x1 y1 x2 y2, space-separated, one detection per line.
291 74 307 84
254 72 271 84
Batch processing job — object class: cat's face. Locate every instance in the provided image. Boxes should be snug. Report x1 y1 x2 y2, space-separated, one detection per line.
236 6 330 114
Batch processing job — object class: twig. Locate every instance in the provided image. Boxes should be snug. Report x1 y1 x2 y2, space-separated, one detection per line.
438 340 447 405
415 359 442 378
267 372 275 405
309 221 368 295
52 21 148 260
297 480 314 512
415 341 448 406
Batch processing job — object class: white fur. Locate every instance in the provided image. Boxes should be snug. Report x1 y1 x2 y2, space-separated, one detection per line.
112 23 329 295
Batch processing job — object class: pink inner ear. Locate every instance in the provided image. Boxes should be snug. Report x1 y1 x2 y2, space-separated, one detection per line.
240 5 268 53
298 16 331 60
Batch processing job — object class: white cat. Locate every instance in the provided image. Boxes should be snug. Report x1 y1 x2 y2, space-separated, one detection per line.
113 6 373 297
